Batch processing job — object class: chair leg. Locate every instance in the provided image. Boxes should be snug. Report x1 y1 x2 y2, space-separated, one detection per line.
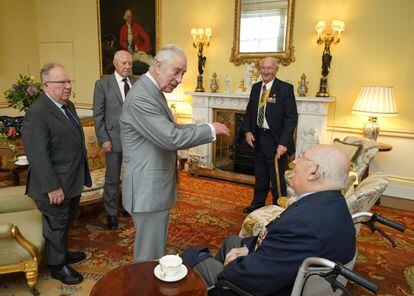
24 265 39 296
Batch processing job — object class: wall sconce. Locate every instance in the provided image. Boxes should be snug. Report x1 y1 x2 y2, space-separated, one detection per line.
165 83 186 119
352 86 398 141
315 20 345 97
191 27 212 92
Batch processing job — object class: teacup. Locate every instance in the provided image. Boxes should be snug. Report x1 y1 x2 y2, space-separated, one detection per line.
159 255 182 278
17 156 27 162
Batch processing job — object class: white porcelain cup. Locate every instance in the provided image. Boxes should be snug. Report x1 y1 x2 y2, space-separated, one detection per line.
159 255 182 278
17 155 27 162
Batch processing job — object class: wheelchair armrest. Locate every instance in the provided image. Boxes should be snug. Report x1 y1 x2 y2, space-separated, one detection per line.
214 280 253 296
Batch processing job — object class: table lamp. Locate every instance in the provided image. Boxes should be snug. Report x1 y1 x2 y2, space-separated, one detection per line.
351 86 398 141
165 84 186 119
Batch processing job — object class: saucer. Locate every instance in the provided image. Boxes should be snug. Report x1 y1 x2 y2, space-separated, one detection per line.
14 160 28 166
154 264 188 282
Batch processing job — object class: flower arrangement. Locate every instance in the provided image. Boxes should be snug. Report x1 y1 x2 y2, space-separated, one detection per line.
4 74 42 112
0 122 21 162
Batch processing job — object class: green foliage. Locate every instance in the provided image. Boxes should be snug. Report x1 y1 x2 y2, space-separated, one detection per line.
4 74 42 112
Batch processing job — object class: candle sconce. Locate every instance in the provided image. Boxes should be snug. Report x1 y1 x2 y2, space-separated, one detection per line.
191 27 212 92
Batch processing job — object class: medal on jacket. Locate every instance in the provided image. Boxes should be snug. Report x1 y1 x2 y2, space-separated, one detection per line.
254 227 268 251
267 93 276 103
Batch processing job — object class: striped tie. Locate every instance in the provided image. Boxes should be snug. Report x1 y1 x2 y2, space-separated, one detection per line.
257 84 267 128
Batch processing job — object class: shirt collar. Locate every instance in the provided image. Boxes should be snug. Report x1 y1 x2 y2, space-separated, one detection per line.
262 78 275 91
114 71 129 83
145 72 160 90
45 91 64 108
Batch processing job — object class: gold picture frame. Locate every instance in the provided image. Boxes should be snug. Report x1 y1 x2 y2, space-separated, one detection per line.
97 0 161 76
230 0 295 66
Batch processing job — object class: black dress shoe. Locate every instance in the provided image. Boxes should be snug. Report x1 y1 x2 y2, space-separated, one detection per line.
65 250 86 264
243 204 262 214
50 264 83 285
107 215 118 230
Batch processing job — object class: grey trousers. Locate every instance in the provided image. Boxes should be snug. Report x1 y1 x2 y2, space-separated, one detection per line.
131 209 170 261
103 151 122 216
194 235 243 287
34 196 80 266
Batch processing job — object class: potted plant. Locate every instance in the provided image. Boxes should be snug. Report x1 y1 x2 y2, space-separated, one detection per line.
3 74 42 112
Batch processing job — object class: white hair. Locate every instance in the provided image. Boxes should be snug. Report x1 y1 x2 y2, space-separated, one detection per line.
311 145 350 189
149 44 186 70
40 62 65 82
123 9 132 19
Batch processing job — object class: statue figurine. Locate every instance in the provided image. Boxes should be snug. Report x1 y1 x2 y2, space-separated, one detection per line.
297 73 308 97
224 75 231 94
210 72 219 93
243 63 256 93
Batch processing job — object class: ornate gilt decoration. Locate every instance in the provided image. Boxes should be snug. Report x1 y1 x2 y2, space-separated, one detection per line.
230 0 296 66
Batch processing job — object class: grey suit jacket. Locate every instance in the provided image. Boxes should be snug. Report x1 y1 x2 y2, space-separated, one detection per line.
22 93 92 200
120 75 213 212
93 73 137 152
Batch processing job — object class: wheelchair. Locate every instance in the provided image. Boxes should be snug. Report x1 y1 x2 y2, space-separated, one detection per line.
208 211 406 296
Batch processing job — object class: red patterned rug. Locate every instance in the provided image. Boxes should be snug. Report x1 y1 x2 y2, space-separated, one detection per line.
0 172 412 295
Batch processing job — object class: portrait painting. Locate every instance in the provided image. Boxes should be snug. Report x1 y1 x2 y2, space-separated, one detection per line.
97 0 160 76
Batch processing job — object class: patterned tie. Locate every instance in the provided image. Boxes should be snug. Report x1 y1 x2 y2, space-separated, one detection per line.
257 84 267 128
61 105 79 129
122 78 130 98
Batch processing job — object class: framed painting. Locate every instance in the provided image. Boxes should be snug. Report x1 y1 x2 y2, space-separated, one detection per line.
97 0 161 76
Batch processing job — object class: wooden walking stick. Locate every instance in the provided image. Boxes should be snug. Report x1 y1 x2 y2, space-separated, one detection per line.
274 153 290 208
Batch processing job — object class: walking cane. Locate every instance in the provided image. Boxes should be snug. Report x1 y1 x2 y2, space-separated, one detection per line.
274 152 290 208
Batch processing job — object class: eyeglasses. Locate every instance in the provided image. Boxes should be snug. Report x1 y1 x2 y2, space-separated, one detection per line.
44 80 74 86
297 152 314 162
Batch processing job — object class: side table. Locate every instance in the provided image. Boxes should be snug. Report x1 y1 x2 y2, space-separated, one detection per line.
90 260 207 296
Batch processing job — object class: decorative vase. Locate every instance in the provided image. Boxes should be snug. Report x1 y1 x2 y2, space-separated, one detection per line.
210 72 219 93
297 73 308 97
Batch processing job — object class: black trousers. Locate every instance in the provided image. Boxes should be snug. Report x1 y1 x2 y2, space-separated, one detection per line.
34 195 80 265
252 128 288 206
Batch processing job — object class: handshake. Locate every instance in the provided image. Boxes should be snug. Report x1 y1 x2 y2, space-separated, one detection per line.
212 122 230 136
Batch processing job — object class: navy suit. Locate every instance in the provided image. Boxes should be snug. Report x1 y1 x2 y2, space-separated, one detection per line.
244 79 298 205
218 190 356 296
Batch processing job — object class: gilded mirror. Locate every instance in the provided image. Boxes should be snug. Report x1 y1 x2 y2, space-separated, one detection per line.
230 0 295 66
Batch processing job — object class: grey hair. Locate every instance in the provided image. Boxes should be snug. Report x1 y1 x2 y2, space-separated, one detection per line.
40 62 64 82
311 145 350 189
260 57 279 69
149 44 186 70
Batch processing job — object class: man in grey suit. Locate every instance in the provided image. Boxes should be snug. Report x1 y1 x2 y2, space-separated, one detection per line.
93 50 137 230
120 44 230 261
22 63 92 285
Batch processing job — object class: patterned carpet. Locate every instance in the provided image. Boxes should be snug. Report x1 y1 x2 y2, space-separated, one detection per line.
0 172 413 295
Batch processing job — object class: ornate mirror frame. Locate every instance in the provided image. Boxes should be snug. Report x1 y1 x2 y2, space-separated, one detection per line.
230 0 295 66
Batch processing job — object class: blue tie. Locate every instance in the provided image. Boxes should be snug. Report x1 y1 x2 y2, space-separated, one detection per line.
61 105 80 130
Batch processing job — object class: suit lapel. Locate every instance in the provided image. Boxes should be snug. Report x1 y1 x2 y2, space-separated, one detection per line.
41 95 81 141
141 76 175 122
110 74 124 105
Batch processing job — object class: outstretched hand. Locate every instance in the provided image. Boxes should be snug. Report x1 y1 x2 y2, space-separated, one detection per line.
213 122 230 136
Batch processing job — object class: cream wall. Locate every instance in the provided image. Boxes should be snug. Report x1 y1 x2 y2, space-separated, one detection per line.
0 0 413 199
0 0 39 106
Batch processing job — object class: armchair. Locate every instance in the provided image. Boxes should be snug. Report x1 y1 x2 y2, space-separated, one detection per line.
0 186 44 296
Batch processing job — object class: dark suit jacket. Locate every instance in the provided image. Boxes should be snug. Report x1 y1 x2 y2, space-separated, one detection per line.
244 78 298 155
22 93 92 200
93 73 137 152
218 190 356 296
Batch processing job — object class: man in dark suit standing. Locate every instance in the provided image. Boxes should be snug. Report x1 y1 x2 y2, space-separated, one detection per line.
22 63 92 285
243 57 298 213
181 144 356 295
93 50 137 230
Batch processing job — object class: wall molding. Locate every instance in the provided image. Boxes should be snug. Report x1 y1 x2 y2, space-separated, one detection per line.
327 124 414 139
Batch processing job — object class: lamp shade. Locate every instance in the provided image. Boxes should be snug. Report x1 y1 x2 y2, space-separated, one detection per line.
352 86 398 117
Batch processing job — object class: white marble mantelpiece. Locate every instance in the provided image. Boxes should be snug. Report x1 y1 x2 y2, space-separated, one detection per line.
187 91 335 166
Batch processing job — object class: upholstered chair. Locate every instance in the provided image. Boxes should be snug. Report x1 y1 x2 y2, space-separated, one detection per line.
0 186 44 295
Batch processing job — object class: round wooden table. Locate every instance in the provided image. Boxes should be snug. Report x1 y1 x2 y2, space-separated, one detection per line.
90 260 207 296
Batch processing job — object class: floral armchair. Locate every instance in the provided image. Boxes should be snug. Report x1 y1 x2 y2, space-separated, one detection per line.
240 173 389 238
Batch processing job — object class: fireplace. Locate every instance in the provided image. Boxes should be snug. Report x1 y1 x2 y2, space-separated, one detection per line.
187 92 334 183
213 109 254 175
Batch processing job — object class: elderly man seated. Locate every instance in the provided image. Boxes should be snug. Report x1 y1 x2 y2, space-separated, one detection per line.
181 144 356 296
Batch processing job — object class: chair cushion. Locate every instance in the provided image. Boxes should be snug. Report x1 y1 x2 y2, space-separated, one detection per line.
239 205 285 237
0 210 44 265
0 186 36 213
333 138 362 163
83 126 105 171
